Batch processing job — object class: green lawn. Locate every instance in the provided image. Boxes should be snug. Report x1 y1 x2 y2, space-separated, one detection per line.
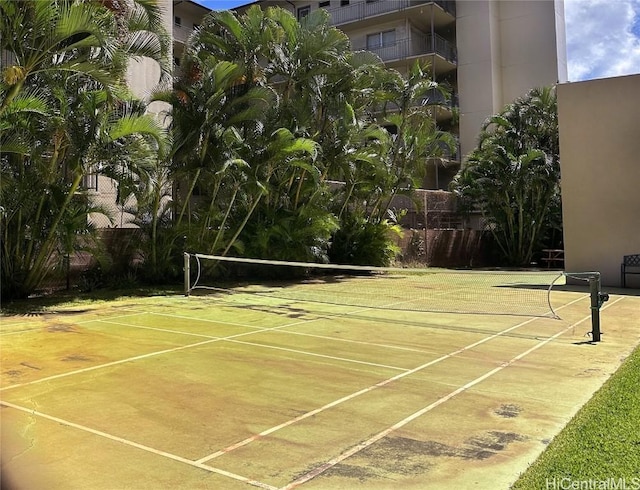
512 345 640 488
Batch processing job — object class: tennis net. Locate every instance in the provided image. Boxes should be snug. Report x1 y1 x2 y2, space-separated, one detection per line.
184 253 567 318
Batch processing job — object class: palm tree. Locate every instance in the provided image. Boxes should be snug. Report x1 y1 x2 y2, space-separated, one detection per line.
168 8 337 262
451 86 560 266
0 0 170 298
173 6 454 266
155 55 279 255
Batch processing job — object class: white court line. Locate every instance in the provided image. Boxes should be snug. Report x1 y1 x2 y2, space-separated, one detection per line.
147 310 290 330
74 311 148 324
282 296 625 489
0 338 220 393
224 338 409 372
194 294 588 464
267 329 432 353
0 317 313 393
92 319 222 339
0 311 147 336
0 400 277 490
95 320 409 372
0 305 398 393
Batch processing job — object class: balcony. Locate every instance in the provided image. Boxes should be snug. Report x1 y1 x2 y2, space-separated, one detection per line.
173 23 193 45
423 88 457 108
357 33 457 65
326 0 455 27
380 88 456 112
430 137 460 163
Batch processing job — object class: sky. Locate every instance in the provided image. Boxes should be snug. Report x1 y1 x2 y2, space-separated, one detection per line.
193 0 640 82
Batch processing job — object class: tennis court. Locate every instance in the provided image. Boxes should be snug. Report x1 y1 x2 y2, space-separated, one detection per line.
2 267 639 489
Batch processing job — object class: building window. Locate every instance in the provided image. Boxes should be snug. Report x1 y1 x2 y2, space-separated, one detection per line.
297 5 311 19
340 0 349 6
174 57 181 67
366 29 396 49
319 1 330 7
82 171 99 192
174 16 181 26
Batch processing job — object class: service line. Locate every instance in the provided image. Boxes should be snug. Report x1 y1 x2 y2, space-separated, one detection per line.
0 300 411 393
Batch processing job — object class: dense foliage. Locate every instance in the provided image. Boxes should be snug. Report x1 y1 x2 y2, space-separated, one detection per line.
450 87 561 266
0 0 170 298
1 3 452 298
156 6 452 269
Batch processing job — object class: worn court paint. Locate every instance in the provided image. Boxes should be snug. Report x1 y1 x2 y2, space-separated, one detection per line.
282 302 618 489
1 290 637 488
1 400 277 490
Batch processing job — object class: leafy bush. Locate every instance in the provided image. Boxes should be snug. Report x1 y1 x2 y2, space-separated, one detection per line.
329 214 401 266
242 206 339 264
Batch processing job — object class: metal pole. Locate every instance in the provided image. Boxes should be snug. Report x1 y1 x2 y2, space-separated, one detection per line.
564 271 608 342
423 190 428 262
589 275 601 342
184 252 190 297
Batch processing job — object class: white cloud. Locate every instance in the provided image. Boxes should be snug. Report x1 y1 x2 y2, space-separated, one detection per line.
565 0 640 81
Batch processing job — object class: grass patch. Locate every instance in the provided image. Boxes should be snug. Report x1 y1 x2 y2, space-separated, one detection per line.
512 345 640 488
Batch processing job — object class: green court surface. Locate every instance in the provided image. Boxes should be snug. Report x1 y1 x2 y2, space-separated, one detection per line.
1 280 639 489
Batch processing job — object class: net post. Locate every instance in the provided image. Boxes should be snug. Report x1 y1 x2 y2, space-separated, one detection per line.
184 252 190 297
589 276 601 342
588 273 610 342
564 271 609 342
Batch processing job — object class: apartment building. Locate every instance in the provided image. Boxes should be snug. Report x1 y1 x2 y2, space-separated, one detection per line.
172 0 567 189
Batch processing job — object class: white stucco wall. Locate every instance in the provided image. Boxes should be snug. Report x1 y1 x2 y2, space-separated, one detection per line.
558 74 640 287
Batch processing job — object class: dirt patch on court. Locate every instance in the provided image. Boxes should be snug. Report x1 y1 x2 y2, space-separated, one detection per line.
19 362 42 371
317 432 527 482
241 303 310 319
46 324 78 333
494 403 522 418
575 367 603 377
321 464 381 482
464 431 527 458
61 355 92 362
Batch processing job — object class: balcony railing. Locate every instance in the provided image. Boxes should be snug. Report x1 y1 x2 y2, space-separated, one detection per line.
326 0 455 26
358 33 457 64
422 88 458 109
173 23 193 44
